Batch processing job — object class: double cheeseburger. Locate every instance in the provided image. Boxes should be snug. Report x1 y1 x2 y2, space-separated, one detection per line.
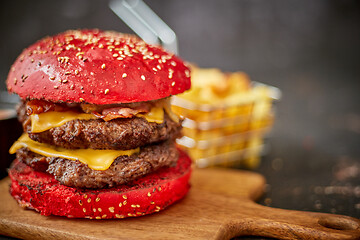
6 29 192 219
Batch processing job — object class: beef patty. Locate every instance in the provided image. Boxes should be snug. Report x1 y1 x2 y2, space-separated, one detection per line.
18 103 182 150
15 140 179 189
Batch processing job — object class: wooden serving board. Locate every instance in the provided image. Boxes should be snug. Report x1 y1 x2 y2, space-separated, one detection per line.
0 168 359 240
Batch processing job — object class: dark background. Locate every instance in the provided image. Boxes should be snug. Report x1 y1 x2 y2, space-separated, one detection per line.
0 0 359 239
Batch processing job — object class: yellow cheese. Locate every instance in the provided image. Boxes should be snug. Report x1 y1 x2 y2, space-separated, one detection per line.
9 134 139 171
29 100 179 133
138 107 164 123
31 111 97 133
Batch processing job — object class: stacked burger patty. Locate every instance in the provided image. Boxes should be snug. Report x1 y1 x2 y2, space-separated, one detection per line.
15 99 182 189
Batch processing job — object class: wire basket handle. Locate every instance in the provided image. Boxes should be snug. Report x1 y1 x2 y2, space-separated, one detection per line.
109 0 178 55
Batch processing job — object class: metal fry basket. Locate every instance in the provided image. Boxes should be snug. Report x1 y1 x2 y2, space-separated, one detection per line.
110 0 281 169
171 68 281 169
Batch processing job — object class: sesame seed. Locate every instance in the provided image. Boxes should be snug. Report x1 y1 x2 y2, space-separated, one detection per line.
122 73 127 78
62 79 68 83
113 53 119 57
131 204 136 208
119 202 122 207
158 187 162 191
98 208 102 212
127 213 132 217
50 76 55 80
96 197 100 202
171 61 177 66
115 214 124 218
147 192 151 197
123 200 127 205
152 68 157 72
79 98 85 102
171 81 175 86
102 215 107 219
117 57 123 60
83 208 86 213
104 89 109 95
14 78 17 85
168 69 174 79
141 75 146 81
65 71 71 75
95 216 101 220
84 194 88 198
101 63 106 69
157 65 161 70
54 86 59 89
109 207 115 213
70 84 75 90
75 70 79 75
185 70 190 78
136 204 140 208
93 208 96 212
79 200 83 206
98 43 104 48
122 195 127 199
87 198 91 203
31 59 34 63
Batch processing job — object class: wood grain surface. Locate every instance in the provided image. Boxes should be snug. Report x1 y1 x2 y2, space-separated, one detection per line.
0 168 359 240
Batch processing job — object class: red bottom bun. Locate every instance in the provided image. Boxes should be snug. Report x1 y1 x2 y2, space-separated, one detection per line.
9 148 191 219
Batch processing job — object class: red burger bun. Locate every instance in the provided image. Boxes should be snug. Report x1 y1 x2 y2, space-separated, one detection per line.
6 29 191 104
9 148 191 219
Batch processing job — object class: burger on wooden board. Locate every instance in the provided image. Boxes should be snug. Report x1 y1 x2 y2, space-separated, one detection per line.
6 29 192 219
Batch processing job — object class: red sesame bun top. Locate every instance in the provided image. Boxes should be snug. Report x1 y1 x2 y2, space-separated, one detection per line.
6 29 191 104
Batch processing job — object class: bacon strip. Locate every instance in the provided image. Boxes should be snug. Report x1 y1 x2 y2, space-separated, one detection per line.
99 105 151 121
24 99 156 121
25 100 71 115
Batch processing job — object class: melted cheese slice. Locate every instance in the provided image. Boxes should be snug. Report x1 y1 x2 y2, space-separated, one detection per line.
9 134 139 170
29 99 179 133
31 111 97 133
137 107 164 123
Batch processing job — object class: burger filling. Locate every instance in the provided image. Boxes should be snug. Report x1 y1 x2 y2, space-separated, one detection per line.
15 140 178 189
11 98 183 189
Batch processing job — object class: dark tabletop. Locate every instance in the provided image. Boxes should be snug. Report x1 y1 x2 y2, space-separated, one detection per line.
0 1 359 239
